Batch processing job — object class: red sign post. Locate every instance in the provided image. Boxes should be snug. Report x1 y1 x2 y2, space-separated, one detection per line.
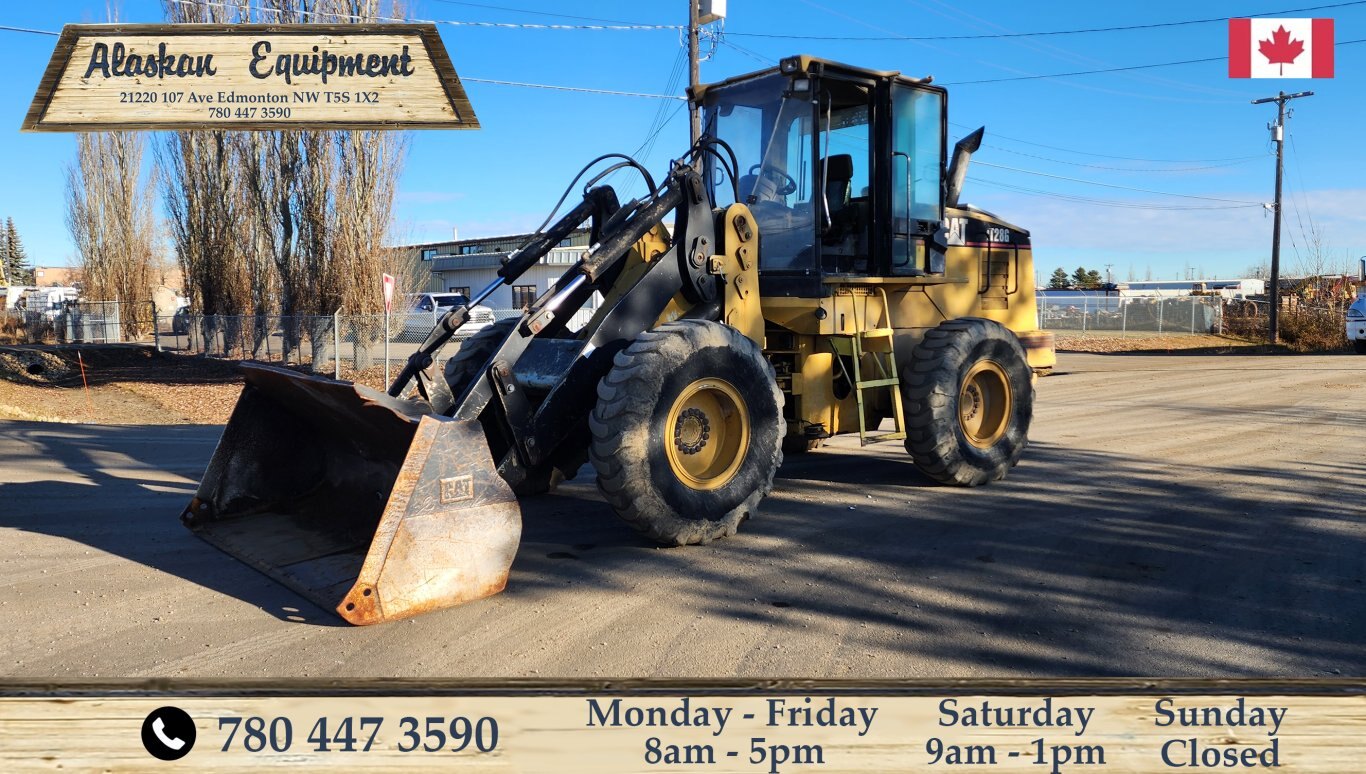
382 273 396 313
382 273 396 385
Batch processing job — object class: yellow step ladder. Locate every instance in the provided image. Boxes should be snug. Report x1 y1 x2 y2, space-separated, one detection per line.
828 288 906 446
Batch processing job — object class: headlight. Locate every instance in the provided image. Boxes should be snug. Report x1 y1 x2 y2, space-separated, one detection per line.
1348 308 1366 320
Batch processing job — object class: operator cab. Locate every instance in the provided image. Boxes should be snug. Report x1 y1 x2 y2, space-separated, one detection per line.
699 56 947 296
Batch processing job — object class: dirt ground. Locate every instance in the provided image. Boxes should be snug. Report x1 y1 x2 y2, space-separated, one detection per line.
0 345 244 425
1053 331 1270 354
0 344 410 426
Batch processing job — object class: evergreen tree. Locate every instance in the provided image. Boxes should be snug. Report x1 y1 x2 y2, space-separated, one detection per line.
1071 266 1093 288
3 218 32 285
1048 267 1070 289
1086 269 1103 287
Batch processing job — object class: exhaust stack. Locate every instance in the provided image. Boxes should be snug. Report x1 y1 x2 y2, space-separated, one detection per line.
946 127 985 209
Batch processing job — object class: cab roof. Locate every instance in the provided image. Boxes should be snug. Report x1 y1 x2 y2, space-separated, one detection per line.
690 55 935 101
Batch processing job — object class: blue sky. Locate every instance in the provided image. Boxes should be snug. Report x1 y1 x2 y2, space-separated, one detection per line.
5 0 1366 281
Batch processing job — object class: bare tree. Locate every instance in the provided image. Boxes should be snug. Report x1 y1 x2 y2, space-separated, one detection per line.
333 128 409 368
66 132 160 337
161 130 257 355
160 0 257 355
159 0 410 369
239 130 301 356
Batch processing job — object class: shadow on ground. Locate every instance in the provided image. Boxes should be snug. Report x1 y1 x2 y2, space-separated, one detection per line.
2 420 1362 675
511 441 1365 676
0 422 342 626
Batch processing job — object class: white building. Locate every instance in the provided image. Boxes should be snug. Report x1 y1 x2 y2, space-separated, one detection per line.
1116 279 1265 299
404 230 593 313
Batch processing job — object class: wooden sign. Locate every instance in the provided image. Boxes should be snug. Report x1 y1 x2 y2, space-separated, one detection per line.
23 24 479 131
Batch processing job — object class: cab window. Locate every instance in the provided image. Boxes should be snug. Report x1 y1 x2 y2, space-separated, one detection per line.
891 86 945 275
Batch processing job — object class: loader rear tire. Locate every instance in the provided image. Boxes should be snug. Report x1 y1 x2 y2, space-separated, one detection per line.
590 320 784 546
902 317 1033 486
1354 339 1366 355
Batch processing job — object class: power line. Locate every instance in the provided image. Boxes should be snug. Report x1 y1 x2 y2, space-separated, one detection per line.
1285 131 1320 267
0 25 59 35
943 54 1225 85
973 160 1266 204
944 38 1366 85
950 121 1268 163
170 0 681 31
424 0 658 26
635 102 689 161
985 144 1268 172
614 50 690 198
970 177 1266 210
721 39 775 66
462 78 683 99
909 0 1252 102
728 1 1366 40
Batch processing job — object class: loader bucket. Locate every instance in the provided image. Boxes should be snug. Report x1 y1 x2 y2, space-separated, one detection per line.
182 363 521 625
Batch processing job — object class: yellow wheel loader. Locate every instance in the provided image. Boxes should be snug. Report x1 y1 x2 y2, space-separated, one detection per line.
183 57 1056 625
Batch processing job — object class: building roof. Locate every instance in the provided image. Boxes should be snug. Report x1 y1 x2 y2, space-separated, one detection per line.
399 227 592 252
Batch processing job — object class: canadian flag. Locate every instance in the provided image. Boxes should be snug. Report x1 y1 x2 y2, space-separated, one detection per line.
1230 18 1334 78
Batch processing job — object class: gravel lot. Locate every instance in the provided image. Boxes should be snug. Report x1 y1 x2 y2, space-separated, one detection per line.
1 351 1362 679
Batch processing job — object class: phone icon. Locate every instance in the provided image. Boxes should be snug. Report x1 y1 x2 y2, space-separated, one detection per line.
141 707 196 760
153 717 186 750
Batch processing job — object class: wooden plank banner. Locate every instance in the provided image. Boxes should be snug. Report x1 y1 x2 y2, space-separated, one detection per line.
0 680 1364 772
22 24 479 131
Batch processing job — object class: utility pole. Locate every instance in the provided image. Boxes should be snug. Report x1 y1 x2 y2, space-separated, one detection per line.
1253 90 1312 344
687 1 725 143
688 0 701 143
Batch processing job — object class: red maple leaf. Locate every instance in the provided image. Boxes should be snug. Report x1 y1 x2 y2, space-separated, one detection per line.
1259 25 1305 75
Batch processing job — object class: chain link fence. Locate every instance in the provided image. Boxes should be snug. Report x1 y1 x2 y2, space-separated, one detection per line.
1036 293 1227 335
3 294 1350 369
2 300 138 345
3 300 594 384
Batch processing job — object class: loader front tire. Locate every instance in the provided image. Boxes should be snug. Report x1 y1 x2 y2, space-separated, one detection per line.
442 316 585 495
903 318 1033 486
443 316 518 397
590 320 784 546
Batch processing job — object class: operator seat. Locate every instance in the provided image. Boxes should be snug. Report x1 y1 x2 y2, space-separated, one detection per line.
823 154 853 217
822 154 860 250
738 172 761 204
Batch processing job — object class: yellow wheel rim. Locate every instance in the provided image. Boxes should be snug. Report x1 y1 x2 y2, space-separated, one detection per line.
958 360 1012 449
664 378 750 491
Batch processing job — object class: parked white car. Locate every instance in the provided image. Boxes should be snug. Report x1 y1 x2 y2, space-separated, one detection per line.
403 292 497 341
1347 278 1366 355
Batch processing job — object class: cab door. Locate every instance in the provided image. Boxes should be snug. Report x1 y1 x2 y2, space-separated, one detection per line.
888 84 946 276
813 75 877 275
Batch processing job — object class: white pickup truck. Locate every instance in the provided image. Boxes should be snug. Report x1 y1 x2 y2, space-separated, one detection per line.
1348 260 1366 354
402 292 497 341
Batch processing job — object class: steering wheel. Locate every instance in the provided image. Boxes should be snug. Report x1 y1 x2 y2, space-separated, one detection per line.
748 164 798 198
